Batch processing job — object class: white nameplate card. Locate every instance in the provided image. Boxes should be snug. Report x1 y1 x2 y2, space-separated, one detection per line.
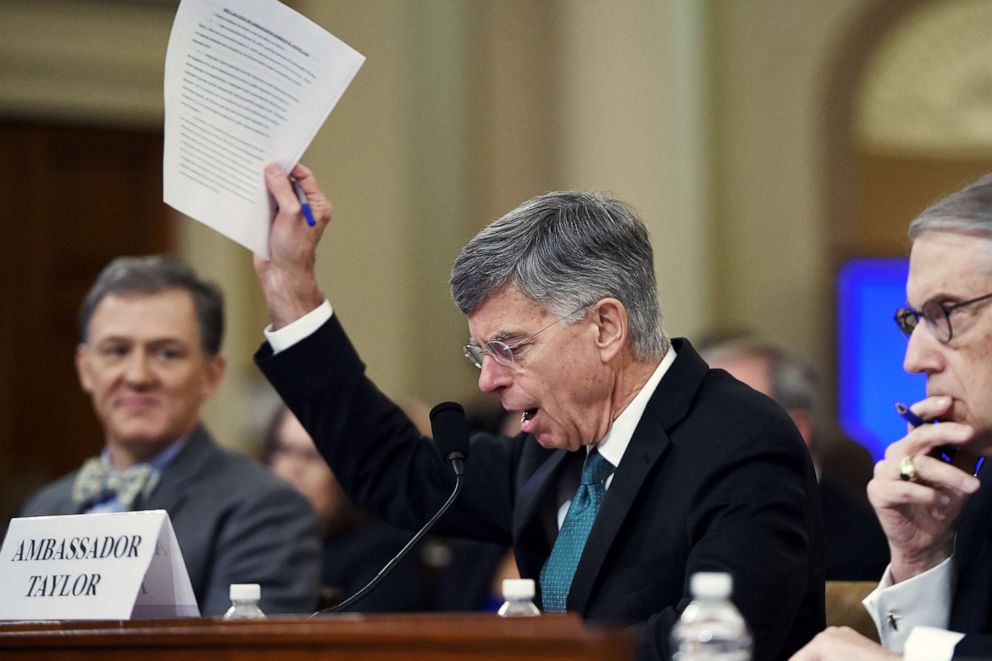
0 510 199 620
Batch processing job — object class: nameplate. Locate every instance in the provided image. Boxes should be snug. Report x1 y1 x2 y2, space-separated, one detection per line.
0 510 199 620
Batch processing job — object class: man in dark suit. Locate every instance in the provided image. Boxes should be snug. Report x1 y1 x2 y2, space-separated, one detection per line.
254 164 824 659
701 336 888 581
21 255 320 616
794 175 992 661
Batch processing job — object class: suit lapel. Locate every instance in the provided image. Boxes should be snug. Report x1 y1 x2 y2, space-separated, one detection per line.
566 338 709 614
513 448 579 581
56 480 88 515
143 426 215 515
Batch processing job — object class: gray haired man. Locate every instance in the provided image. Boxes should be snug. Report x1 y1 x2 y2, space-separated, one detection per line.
795 175 992 660
256 164 823 660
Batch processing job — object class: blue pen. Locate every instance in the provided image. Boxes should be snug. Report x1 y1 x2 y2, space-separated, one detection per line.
896 402 957 463
289 176 316 227
895 402 926 428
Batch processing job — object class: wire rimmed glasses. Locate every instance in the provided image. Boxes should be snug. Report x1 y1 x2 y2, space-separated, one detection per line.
895 291 992 343
464 306 589 369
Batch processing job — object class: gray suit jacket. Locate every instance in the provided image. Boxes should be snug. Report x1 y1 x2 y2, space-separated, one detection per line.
20 426 321 616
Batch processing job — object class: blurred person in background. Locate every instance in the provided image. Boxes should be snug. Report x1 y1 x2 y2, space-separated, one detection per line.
21 255 320 615
264 405 438 611
265 401 513 612
701 335 888 581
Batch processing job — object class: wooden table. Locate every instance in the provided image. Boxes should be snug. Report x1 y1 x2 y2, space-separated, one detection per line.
0 612 634 660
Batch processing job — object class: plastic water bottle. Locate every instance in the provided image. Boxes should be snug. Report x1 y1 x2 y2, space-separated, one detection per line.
670 572 751 660
223 583 266 620
497 578 540 617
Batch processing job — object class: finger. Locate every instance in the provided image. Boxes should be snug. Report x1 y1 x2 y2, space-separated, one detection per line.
870 482 963 529
290 162 313 181
873 453 979 495
867 477 956 508
908 395 953 422
913 455 981 494
287 163 332 226
884 421 974 460
264 164 300 215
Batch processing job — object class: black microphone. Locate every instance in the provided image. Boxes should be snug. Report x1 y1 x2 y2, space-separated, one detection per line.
429 401 470 476
314 401 469 615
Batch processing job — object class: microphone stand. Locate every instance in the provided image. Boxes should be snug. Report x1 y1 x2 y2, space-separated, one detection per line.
311 471 464 616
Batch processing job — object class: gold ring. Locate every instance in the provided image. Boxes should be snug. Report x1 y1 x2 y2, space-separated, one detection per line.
899 456 919 483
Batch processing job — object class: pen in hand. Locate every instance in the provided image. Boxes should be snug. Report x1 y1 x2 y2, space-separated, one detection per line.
895 402 926 428
896 402 957 463
289 176 316 227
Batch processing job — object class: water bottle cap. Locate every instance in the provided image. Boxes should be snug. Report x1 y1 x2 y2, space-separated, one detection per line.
502 578 536 600
230 583 261 601
689 572 732 599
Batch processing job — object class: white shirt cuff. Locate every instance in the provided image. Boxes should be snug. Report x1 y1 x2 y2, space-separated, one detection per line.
904 626 964 661
263 300 333 354
863 557 954 653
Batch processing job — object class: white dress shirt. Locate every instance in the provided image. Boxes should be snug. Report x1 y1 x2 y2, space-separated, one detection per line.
863 557 963 659
555 349 675 527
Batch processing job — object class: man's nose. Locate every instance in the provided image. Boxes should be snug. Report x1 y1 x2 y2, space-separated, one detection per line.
903 322 943 375
477 356 512 393
123 351 155 384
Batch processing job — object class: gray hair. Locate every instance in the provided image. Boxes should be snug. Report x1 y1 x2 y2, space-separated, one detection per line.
909 173 992 241
78 255 225 356
450 191 668 360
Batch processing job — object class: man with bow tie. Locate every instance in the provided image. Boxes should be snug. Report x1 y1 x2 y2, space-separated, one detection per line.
20 255 320 616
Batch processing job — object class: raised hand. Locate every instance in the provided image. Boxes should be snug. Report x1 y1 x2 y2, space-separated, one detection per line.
254 163 330 329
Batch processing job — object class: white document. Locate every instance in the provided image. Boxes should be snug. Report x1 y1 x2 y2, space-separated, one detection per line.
0 510 198 620
163 0 365 256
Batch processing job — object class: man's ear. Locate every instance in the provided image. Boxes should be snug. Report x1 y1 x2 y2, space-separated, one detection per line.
590 298 628 362
201 354 227 398
76 344 93 393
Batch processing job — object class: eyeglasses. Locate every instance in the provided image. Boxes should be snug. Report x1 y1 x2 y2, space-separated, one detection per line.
895 291 992 343
464 307 588 369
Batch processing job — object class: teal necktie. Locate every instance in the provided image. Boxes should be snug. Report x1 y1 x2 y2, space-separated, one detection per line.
540 449 614 612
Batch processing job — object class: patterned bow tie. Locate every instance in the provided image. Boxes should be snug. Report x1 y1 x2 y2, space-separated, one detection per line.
71 457 160 509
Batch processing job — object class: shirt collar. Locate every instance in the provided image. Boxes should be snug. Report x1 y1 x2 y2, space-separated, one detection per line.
100 434 190 475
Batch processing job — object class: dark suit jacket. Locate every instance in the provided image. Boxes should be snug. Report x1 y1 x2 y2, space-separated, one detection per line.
947 464 992 659
20 426 321 616
257 317 825 660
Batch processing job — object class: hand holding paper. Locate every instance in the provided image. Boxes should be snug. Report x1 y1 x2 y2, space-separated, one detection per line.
163 0 364 256
254 163 329 330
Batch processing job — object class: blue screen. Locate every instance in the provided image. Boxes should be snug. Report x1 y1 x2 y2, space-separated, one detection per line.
837 259 926 461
